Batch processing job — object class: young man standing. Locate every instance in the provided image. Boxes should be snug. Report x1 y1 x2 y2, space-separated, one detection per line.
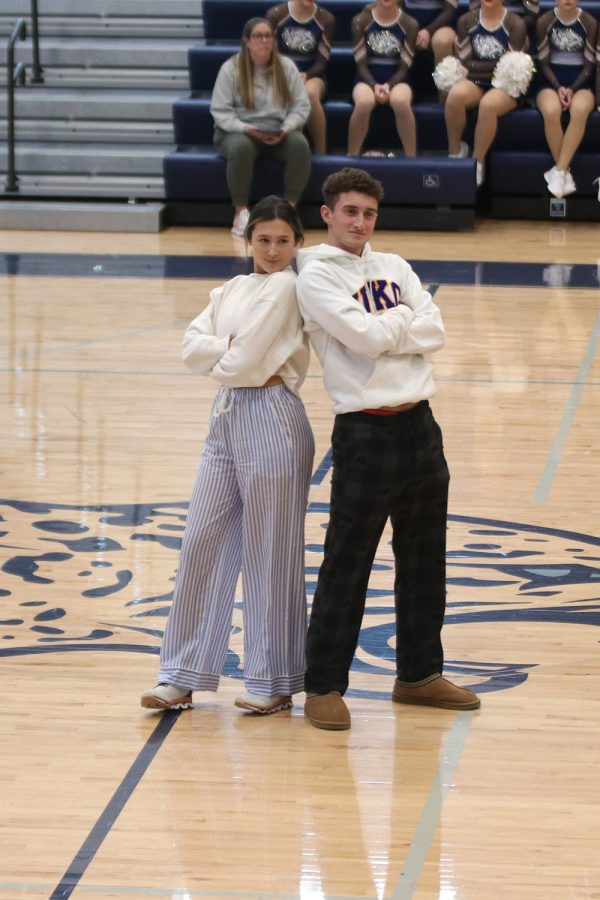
296 167 480 730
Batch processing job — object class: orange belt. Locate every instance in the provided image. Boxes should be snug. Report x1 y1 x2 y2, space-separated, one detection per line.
361 401 420 416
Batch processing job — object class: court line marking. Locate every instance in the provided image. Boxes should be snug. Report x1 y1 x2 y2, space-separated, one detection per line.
49 710 183 900
2 253 600 289
2 885 369 899
534 309 600 504
391 712 476 899
0 319 189 363
1 367 598 389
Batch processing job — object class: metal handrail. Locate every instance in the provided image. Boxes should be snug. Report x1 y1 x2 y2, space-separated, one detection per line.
5 19 28 193
30 0 44 83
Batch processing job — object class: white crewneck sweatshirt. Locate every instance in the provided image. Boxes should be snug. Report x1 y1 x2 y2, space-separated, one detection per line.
182 268 309 395
296 243 445 413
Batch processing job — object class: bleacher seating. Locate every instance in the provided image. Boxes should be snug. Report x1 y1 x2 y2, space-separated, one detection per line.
162 0 600 226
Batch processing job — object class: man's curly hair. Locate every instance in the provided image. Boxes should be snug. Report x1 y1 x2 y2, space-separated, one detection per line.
322 167 384 210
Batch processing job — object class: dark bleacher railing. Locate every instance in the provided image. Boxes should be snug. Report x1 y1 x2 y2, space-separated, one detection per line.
4 18 28 193
29 0 44 84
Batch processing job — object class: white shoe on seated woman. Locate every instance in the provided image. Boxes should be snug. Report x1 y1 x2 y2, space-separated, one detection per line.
231 207 250 237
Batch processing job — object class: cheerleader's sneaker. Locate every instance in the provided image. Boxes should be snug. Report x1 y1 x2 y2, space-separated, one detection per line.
595 177 600 201
544 165 558 185
476 160 485 187
231 207 250 237
448 141 469 158
547 169 574 199
234 692 292 714
562 170 576 196
141 683 193 710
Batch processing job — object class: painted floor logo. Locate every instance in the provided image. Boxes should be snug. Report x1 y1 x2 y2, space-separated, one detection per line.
1 499 599 698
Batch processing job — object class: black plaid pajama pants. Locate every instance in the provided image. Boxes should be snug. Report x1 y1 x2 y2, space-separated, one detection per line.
305 400 450 696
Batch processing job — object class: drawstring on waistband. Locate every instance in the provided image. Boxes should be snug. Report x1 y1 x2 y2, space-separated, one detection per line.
213 387 234 418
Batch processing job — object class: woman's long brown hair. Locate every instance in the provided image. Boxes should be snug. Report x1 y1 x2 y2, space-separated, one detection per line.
236 18 292 110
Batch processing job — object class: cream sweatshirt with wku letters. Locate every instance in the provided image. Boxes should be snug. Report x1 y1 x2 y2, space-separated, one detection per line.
296 243 445 413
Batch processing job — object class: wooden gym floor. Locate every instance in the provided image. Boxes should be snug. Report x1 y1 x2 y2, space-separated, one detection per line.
0 219 599 899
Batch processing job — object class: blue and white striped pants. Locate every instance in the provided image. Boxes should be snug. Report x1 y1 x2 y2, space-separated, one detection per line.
158 383 315 696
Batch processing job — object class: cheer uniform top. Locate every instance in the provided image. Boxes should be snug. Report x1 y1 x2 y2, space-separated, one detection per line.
535 8 597 91
267 3 335 80
456 9 527 88
352 7 418 87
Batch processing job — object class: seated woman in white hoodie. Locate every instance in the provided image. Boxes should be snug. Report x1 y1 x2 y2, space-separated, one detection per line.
210 17 312 236
141 196 314 716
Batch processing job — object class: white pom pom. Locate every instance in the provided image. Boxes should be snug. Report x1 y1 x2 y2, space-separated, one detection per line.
433 56 466 92
492 51 535 98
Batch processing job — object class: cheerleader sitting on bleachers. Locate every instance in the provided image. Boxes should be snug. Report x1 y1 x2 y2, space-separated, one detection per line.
348 0 418 156
534 0 597 199
267 1 336 153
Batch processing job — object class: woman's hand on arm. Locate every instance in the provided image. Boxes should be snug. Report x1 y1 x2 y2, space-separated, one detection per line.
212 272 296 384
181 289 230 374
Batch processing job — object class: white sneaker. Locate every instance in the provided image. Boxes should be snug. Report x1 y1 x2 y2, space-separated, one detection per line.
562 170 576 196
141 683 193 710
476 160 485 187
449 141 469 159
544 165 558 185
594 177 600 201
231 207 249 237
547 169 567 199
234 692 292 714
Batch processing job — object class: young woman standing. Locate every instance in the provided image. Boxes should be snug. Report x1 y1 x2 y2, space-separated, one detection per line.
141 197 314 715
